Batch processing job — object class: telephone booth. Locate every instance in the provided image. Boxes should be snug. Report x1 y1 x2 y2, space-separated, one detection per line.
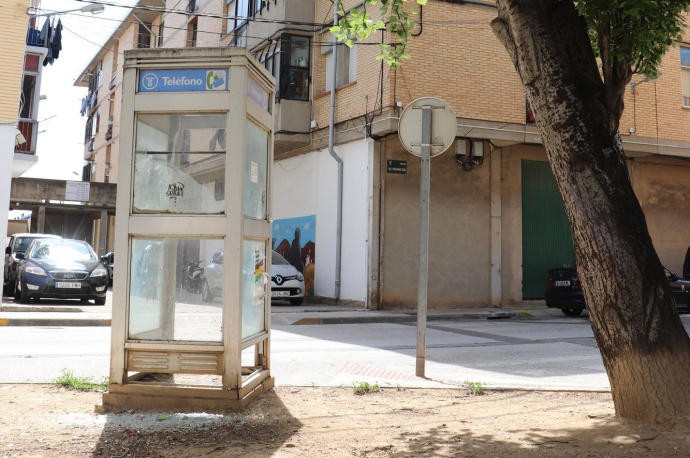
102 48 275 411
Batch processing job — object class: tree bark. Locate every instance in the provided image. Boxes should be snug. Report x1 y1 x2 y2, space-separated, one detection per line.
491 0 690 423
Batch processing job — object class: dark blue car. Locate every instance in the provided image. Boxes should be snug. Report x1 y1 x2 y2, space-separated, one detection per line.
546 265 690 317
14 238 109 305
545 267 586 317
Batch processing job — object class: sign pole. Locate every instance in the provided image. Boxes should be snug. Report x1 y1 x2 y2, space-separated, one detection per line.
416 105 432 377
398 96 456 379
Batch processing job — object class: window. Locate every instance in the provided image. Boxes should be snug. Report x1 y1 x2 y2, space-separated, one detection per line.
234 23 247 47
526 100 535 123
681 47 690 107
224 0 235 34
157 22 165 47
186 17 198 47
325 41 357 91
24 54 39 72
19 74 37 119
111 40 119 73
82 162 92 182
133 113 227 214
97 61 103 87
280 35 310 100
137 22 152 48
235 0 249 30
187 0 199 13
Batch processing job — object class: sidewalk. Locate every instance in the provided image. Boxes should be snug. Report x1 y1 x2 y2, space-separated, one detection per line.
0 294 564 327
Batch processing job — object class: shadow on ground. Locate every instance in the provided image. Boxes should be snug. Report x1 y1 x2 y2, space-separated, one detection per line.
355 415 689 457
93 389 301 457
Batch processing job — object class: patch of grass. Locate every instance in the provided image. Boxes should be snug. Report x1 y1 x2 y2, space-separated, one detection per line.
53 369 108 392
353 381 380 395
464 380 485 395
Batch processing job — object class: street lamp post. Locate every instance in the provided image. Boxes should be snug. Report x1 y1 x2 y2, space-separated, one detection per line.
29 3 105 17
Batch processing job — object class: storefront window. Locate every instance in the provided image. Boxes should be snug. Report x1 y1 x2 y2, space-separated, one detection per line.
133 113 227 214
128 238 224 342
241 240 266 338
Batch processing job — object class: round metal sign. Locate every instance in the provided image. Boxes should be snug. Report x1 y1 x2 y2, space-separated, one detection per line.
398 97 457 157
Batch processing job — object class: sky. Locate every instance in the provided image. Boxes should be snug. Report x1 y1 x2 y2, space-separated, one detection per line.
23 0 133 180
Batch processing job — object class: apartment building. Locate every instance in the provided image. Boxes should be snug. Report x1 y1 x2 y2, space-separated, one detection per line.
1 0 48 287
87 0 690 308
0 0 31 289
75 0 164 184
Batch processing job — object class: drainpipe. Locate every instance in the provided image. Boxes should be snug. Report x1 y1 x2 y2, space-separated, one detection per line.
328 8 343 300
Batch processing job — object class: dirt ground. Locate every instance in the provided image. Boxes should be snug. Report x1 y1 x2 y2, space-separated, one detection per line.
0 384 688 457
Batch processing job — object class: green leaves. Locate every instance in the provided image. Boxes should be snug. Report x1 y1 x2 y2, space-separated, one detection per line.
329 0 426 68
575 0 690 76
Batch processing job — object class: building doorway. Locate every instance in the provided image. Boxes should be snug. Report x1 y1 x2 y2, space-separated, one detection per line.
521 160 575 299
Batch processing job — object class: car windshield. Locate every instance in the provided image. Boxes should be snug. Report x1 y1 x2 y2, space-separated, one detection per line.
14 236 51 253
29 240 96 262
272 251 289 265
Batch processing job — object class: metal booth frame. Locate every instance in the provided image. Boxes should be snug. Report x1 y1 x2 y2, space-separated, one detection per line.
102 48 275 411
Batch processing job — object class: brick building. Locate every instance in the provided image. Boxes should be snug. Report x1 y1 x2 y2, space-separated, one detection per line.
82 0 690 308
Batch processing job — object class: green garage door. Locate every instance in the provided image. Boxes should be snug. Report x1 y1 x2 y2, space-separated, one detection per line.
521 160 575 299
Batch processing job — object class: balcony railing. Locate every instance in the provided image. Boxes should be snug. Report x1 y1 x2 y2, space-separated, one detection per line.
15 120 37 154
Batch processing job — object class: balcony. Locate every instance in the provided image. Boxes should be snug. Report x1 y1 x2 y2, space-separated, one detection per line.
274 100 311 153
15 120 37 155
26 28 45 47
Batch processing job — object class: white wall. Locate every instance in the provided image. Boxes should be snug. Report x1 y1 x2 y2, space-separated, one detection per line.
272 138 370 302
0 125 14 289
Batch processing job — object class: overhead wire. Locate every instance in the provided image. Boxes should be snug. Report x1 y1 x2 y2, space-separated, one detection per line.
36 7 411 51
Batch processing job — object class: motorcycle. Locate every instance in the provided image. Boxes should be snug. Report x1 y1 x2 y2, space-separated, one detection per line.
183 260 204 294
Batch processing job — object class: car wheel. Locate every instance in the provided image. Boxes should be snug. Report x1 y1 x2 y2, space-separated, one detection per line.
80 298 90 304
201 280 214 302
289 297 303 305
94 296 106 306
562 306 583 317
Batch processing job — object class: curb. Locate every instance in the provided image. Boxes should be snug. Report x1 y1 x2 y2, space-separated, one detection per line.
0 318 111 327
292 311 517 325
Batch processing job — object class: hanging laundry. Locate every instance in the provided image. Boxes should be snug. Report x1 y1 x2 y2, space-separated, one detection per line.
51 19 63 60
43 18 54 66
39 17 50 47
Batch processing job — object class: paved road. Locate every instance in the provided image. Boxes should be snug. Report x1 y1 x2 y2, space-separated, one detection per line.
2 314 688 389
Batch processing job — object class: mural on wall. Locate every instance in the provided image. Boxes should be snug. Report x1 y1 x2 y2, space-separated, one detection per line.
272 215 315 297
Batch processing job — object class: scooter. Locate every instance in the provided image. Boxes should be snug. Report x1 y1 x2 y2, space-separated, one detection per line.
183 260 204 294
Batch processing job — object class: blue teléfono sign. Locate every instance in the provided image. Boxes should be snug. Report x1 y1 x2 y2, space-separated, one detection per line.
138 68 228 93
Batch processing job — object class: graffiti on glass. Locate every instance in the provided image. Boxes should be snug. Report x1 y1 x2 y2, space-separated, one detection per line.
166 182 185 203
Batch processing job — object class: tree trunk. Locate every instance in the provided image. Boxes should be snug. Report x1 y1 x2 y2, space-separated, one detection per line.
491 0 690 423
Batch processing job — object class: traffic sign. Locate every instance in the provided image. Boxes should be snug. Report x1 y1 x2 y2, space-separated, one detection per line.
398 97 457 157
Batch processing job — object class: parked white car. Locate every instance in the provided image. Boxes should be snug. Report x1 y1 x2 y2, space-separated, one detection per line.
200 250 305 305
271 251 305 305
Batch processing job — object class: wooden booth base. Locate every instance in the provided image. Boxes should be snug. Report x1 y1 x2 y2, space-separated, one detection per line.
96 376 275 413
